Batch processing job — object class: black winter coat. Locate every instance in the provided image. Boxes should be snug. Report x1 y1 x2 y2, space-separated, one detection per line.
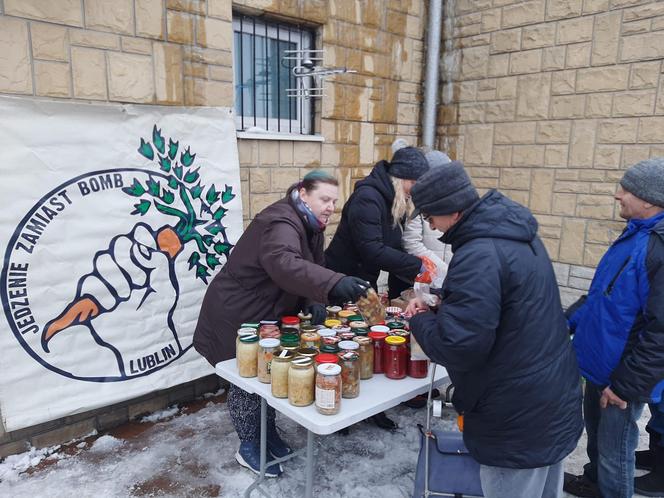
325 161 421 291
410 190 583 469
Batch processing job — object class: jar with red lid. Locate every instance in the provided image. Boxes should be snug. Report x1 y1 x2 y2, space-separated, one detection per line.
367 331 388 374
383 335 408 379
281 315 300 331
315 353 339 365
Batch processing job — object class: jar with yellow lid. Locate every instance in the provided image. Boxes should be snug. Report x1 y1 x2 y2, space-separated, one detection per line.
384 335 408 379
324 318 342 329
271 349 295 398
288 357 315 406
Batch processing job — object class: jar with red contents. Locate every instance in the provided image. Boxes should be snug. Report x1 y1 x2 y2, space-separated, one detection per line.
281 315 300 331
408 357 429 378
389 328 410 344
367 331 388 374
383 335 408 379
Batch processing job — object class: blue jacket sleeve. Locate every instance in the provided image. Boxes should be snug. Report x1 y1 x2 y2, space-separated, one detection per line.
409 240 501 372
611 233 664 402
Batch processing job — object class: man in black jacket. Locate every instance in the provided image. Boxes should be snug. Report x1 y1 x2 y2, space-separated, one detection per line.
406 161 583 498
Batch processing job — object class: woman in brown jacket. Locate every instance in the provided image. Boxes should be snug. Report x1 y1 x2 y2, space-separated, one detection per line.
193 170 368 477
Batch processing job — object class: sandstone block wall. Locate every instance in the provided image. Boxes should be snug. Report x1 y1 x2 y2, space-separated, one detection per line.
439 0 664 304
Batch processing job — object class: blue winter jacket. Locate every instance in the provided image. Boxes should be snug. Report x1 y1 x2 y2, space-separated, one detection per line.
570 211 664 404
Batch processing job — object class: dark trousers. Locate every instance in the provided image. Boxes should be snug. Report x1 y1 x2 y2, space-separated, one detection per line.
227 383 276 442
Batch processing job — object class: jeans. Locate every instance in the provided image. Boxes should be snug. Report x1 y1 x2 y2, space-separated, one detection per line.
582 382 645 498
647 398 664 446
479 460 564 498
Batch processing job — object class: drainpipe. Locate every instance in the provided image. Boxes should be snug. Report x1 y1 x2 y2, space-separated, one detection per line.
422 0 443 149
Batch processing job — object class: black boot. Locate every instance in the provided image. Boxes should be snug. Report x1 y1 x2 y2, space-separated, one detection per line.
635 444 664 497
371 411 398 431
636 426 661 471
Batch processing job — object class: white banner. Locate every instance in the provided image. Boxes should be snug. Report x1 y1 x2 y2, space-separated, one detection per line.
0 97 242 431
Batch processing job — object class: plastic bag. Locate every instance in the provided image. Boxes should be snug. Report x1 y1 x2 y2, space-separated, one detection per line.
413 256 448 308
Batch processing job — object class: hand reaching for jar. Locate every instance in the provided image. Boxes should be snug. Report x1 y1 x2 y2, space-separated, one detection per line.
328 276 370 303
405 297 430 318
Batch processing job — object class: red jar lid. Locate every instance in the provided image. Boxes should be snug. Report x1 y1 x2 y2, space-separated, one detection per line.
282 316 300 325
315 353 339 364
368 331 388 341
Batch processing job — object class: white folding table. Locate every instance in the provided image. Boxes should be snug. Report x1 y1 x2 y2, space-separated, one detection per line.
216 359 448 498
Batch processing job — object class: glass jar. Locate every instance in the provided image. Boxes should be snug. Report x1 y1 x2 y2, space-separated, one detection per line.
317 328 336 342
271 349 295 398
356 288 385 325
257 338 280 383
236 327 258 350
338 340 359 353
301 325 318 335
240 322 260 330
353 327 369 336
385 306 403 318
237 334 259 377
387 320 406 330
280 333 300 352
296 347 318 361
368 331 388 374
320 343 340 354
370 325 390 334
298 311 312 327
324 318 342 329
281 315 300 331
353 335 374 380
408 357 429 379
315 353 339 365
349 320 368 330
326 305 342 318
389 328 410 344
259 323 281 339
337 309 355 324
338 331 356 341
300 331 320 350
315 363 342 415
343 303 359 312
288 357 315 406
337 351 360 399
384 335 408 379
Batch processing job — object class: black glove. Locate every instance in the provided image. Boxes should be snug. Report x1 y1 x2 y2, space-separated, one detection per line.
328 277 370 303
308 303 327 326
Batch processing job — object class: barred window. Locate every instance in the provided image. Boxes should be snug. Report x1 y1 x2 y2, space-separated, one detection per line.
233 14 314 135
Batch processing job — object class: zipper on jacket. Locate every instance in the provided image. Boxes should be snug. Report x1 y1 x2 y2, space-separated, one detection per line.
604 256 631 296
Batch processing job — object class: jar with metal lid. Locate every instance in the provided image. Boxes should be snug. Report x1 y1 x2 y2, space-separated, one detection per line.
338 340 359 353
349 320 368 330
338 331 356 341
383 335 408 379
297 311 312 327
353 335 374 379
324 318 342 329
271 349 295 398
326 305 342 318
368 331 388 374
389 328 410 344
301 324 318 335
237 334 259 377
257 338 280 383
353 327 369 336
387 320 406 330
281 315 300 331
315 363 342 415
288 357 315 407
241 322 260 330
317 328 336 342
370 325 390 334
315 353 339 365
337 351 360 399
337 309 355 324
320 343 340 354
296 347 318 361
343 303 359 312
300 331 320 350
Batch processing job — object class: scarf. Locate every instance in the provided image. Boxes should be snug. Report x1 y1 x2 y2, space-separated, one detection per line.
289 187 325 233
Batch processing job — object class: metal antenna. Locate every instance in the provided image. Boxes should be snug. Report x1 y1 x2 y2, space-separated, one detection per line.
283 49 357 99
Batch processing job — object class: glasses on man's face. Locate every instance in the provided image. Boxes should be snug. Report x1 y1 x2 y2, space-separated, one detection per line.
422 212 431 222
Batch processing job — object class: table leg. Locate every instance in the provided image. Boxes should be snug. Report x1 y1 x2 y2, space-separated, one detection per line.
305 429 315 498
260 396 267 479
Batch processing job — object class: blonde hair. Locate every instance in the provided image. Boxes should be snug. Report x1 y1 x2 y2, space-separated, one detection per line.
390 176 414 229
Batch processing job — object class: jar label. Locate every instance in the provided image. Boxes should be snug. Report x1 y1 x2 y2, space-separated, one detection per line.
315 387 337 409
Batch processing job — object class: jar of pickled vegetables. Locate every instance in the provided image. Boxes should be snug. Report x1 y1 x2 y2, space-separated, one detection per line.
237 334 259 377
288 357 315 406
353 335 374 379
349 320 368 330
257 338 280 383
337 309 355 324
296 347 318 361
338 340 359 353
356 288 385 325
271 349 295 398
320 343 340 354
326 305 342 318
383 335 408 379
236 327 258 350
315 363 342 415
338 331 356 341
300 331 320 349
259 323 281 339
298 311 312 327
337 351 360 399
281 315 300 331
368 331 388 374
280 334 300 352
317 328 336 342
315 353 339 365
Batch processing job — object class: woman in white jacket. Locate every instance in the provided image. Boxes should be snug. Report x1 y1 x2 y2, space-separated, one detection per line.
403 149 454 278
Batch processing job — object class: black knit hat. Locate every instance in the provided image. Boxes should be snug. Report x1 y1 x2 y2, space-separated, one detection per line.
410 160 480 218
387 146 429 180
620 157 664 207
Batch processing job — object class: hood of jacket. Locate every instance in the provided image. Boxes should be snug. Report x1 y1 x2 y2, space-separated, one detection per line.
442 189 538 252
353 160 395 205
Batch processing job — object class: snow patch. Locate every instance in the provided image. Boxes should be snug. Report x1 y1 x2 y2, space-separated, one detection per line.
140 405 179 423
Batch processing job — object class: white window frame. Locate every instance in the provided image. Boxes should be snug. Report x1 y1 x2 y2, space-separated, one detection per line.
232 15 314 135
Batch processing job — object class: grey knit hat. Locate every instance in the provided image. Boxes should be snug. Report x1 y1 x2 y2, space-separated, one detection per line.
620 157 664 207
425 150 451 168
387 146 429 180
410 160 480 217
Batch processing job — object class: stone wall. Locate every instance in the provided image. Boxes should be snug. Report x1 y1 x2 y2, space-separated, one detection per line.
0 0 429 457
438 0 664 305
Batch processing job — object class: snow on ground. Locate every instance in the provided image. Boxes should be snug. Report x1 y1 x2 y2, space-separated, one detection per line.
0 390 652 497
